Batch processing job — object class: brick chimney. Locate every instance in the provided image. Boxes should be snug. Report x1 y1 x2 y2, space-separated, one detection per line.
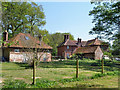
3 30 8 42
38 34 42 45
77 38 82 47
64 34 69 42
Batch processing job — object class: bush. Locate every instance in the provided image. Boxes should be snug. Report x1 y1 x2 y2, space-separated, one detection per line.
3 80 28 88
90 73 106 79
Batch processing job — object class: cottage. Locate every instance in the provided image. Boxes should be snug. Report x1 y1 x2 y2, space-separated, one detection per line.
2 31 52 62
57 34 108 59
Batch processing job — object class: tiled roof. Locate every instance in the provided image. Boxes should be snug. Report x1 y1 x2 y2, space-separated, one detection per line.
57 40 87 47
5 33 52 49
85 38 106 46
74 46 98 54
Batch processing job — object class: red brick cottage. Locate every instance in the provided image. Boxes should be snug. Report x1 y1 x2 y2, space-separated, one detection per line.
2 31 52 62
57 35 108 60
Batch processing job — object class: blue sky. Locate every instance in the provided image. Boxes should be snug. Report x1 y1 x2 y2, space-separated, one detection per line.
37 2 96 41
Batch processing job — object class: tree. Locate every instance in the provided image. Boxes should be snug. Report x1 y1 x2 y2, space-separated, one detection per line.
89 2 120 40
2 2 46 38
25 2 46 36
112 38 120 56
2 2 47 85
2 2 29 37
89 1 120 56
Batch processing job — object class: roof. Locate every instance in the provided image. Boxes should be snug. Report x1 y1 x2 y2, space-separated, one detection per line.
5 33 52 49
74 46 99 54
85 38 107 46
57 37 108 48
57 39 87 47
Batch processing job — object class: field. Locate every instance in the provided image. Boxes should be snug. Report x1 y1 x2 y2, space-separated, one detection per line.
1 59 120 88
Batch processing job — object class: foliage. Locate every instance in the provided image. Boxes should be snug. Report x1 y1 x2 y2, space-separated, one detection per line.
104 51 113 60
2 2 46 38
3 80 28 88
89 2 120 40
89 1 120 56
31 79 57 88
112 38 120 55
90 71 118 79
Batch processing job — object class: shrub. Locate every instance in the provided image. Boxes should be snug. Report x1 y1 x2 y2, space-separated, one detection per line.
3 80 28 88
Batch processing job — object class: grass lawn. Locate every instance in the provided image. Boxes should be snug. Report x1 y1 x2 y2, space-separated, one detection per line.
1 59 120 88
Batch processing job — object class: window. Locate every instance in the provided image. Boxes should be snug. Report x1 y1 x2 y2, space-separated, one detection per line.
25 36 29 40
67 46 69 49
67 53 70 59
14 49 19 52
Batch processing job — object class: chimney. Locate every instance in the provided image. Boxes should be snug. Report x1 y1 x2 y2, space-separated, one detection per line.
38 34 42 45
77 38 82 47
64 34 69 42
95 37 98 39
3 30 8 42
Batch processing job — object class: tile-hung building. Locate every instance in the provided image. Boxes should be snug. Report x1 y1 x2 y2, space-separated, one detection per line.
57 35 108 60
2 31 52 62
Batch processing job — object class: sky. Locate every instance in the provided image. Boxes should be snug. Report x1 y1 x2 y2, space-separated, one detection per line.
37 2 97 41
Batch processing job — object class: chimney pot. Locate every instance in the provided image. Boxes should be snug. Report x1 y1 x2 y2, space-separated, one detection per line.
78 38 81 43
64 34 69 42
77 38 82 47
38 35 42 45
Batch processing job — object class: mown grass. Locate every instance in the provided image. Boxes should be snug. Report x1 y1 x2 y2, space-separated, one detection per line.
1 59 119 88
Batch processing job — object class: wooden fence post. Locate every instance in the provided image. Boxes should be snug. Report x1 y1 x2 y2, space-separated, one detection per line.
101 58 104 74
33 59 36 85
76 59 79 78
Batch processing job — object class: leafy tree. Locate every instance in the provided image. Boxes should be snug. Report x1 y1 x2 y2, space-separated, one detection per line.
112 38 120 56
89 2 120 40
2 2 29 37
2 2 46 38
24 2 46 36
89 1 120 55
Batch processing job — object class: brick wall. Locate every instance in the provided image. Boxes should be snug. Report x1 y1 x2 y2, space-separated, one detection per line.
7 48 52 62
9 51 51 62
57 45 77 58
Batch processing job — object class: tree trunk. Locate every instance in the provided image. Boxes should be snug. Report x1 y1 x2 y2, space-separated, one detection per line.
76 59 79 78
32 59 36 85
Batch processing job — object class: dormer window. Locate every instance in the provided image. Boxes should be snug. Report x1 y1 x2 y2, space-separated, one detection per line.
67 46 69 49
25 36 29 40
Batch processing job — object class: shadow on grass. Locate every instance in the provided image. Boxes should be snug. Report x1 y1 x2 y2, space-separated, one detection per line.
38 60 119 72
75 84 104 88
14 62 32 69
8 59 119 72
